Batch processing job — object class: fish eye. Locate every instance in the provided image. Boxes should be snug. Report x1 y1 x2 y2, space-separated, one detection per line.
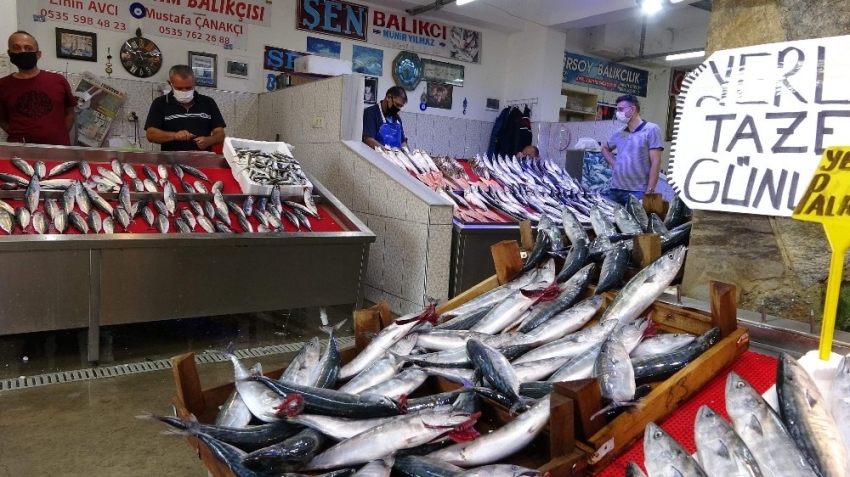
735 381 744 389
653 430 663 438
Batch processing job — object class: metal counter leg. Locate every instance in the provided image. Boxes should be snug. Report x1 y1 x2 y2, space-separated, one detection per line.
87 250 102 366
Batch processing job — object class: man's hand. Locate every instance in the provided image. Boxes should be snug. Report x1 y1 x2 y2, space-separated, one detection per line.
173 130 195 142
194 136 212 150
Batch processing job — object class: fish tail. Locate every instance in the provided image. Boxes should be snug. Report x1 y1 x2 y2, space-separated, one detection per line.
590 401 639 420
160 429 191 438
320 319 347 336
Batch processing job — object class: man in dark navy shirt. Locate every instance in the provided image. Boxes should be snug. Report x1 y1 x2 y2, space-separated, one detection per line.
362 86 408 149
144 65 226 152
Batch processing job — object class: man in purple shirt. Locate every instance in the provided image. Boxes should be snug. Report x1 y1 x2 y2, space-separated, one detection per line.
601 94 664 205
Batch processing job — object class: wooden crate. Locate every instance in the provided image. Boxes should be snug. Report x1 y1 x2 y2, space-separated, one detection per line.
172 243 746 477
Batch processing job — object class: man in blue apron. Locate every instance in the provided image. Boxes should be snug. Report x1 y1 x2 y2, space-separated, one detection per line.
363 86 408 149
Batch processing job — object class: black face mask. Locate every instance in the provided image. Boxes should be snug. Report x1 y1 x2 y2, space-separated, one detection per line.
386 104 400 116
9 51 38 70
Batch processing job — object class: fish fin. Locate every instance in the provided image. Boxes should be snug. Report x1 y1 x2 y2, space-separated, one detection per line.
642 312 658 337
161 429 191 438
712 440 731 459
508 398 528 416
320 319 347 335
590 401 638 420
248 363 264 376
187 413 199 424
274 393 305 418
745 414 765 435
360 331 379 342
135 412 155 420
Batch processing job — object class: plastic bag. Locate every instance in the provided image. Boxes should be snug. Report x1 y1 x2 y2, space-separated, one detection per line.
574 137 601 151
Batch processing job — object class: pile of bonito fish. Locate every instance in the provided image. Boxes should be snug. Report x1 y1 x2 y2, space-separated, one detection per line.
374 146 622 225
230 148 309 186
141 200 708 477
0 157 321 235
631 353 850 477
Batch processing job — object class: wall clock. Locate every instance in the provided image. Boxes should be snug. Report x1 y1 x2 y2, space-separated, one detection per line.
120 34 163 78
392 51 422 91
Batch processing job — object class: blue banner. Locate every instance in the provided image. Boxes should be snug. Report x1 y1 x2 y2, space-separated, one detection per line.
563 52 648 97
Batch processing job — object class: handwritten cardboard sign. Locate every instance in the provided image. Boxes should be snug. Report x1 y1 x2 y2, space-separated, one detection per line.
669 34 850 216
792 146 850 360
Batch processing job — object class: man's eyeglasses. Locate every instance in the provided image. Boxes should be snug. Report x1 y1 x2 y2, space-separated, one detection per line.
392 95 408 107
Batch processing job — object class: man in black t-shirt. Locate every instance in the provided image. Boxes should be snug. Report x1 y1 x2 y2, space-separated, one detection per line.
144 65 226 152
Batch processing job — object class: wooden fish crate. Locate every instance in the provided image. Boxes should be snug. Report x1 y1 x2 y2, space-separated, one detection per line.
171 241 747 477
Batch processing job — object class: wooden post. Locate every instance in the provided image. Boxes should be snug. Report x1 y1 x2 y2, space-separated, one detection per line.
710 281 738 339
633 234 661 269
642 193 664 217
171 352 205 418
519 220 534 251
553 379 604 441
353 302 385 352
491 240 523 285
550 392 576 458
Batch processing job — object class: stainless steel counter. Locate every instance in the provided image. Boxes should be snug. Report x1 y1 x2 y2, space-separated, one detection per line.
0 143 374 364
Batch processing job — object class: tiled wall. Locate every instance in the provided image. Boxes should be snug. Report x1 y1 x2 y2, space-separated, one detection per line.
257 76 454 315
402 113 493 159
531 120 622 164
0 72 259 149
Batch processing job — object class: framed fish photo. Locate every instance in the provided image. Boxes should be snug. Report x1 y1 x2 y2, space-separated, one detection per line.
225 59 249 79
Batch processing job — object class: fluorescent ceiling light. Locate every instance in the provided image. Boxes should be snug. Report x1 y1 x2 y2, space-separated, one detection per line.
457 0 476 5
640 0 664 14
670 0 687 3
666 50 705 61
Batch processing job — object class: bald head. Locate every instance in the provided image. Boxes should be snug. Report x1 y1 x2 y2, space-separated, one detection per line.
8 31 39 52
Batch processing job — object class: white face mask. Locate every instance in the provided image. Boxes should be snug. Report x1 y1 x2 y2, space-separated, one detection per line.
616 110 631 123
173 89 195 104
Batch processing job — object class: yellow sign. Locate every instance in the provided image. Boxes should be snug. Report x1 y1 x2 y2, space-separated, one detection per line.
792 146 850 360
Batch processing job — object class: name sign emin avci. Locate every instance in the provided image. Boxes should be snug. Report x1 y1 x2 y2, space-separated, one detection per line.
669 34 850 216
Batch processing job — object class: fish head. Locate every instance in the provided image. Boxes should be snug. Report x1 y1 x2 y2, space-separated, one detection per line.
389 394 407 414
643 423 685 464
274 393 305 418
724 372 763 419
625 462 647 477
655 246 688 276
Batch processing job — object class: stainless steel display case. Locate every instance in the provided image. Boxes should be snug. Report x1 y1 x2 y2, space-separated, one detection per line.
450 221 520 297
0 143 374 364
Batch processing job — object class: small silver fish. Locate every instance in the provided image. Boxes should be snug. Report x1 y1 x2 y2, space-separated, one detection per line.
172 164 185 180
203 201 215 218
132 178 145 192
44 198 59 221
190 200 204 217
271 186 282 213
213 192 230 226
180 164 209 181
174 218 192 233
0 210 13 234
25 175 40 213
0 199 14 216
154 200 169 217
91 176 119 189
114 207 131 230
285 200 320 219
15 206 30 230
54 209 67 234
227 201 246 221
211 181 223 194
79 161 91 179
143 165 158 183
257 224 271 233
85 185 114 216
157 164 168 181
119 183 132 214
122 163 138 180
32 211 48 234
143 178 158 193
180 208 197 230
237 215 253 233
253 208 269 227
97 166 123 185
69 211 88 234
87 211 102 234
266 211 283 230
63 184 77 215
163 182 177 215
214 221 233 233
180 180 195 193
281 208 300 230
12 158 34 177
290 207 312 231
243 196 254 217
194 181 208 194
142 205 155 227
34 161 46 180
156 214 170 233
197 215 214 233
303 186 318 216
102 216 115 234
47 161 78 179
111 159 122 177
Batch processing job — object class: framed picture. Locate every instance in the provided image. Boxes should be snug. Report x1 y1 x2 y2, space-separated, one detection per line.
666 95 678 141
188 51 217 88
225 59 249 78
56 28 97 62
364 76 378 104
422 58 464 87
426 82 453 110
